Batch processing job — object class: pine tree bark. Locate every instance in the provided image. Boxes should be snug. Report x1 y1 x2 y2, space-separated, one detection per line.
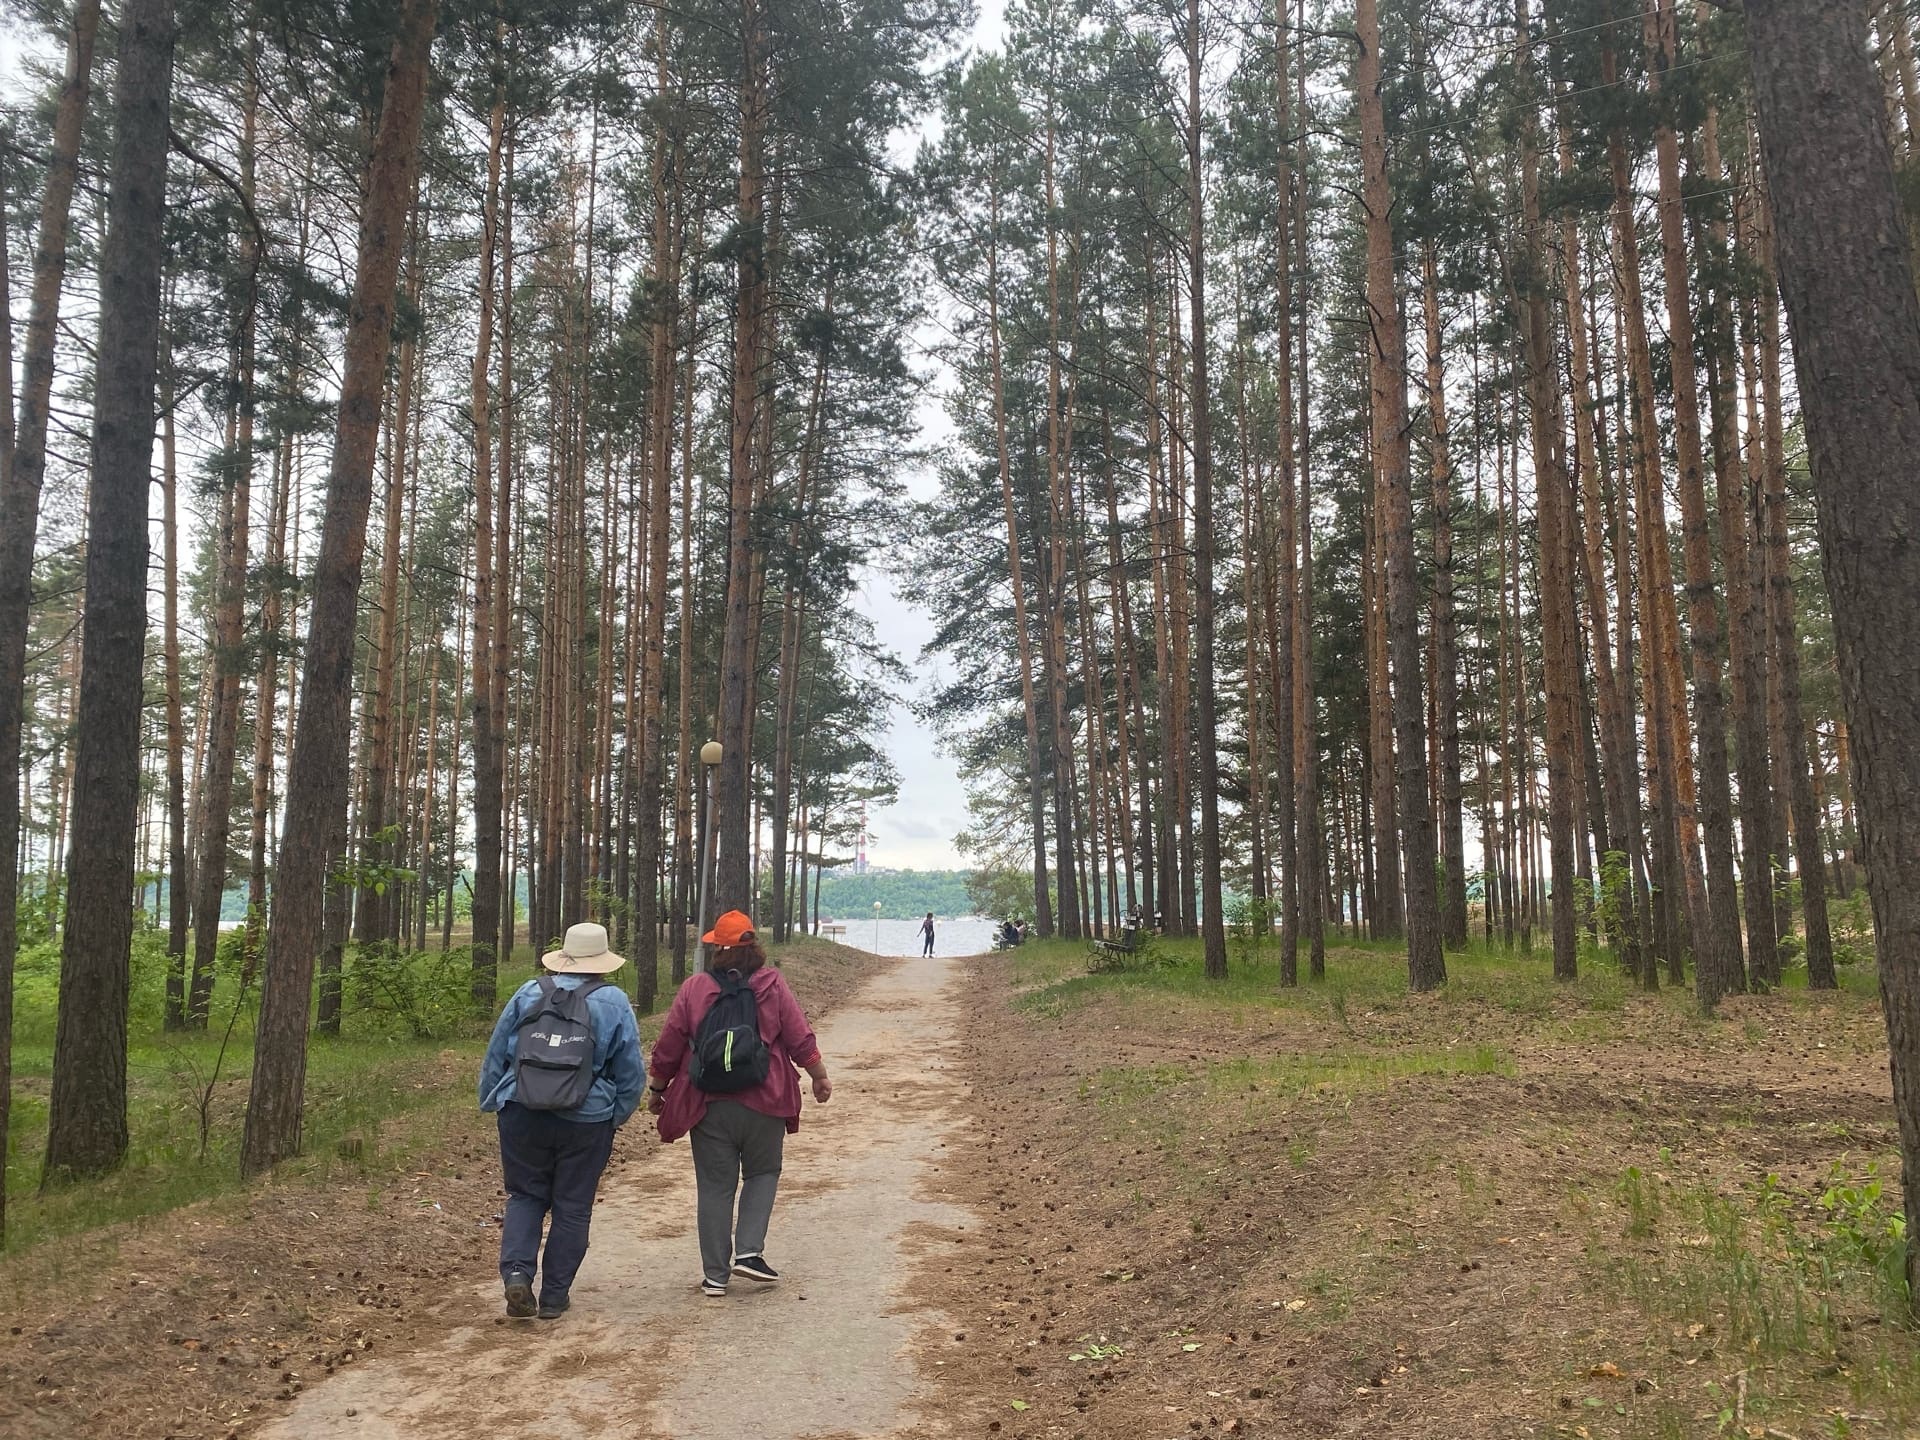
1649 0 1745 1002
161 351 190 1032
1699 75 1779 988
1560 124 1644 978
1269 35 1300 975
768 274 831 944
242 0 436 1175
469 64 507 1005
634 10 679 1000
247 250 301 977
0 0 101 1226
1604 21 1698 978
1175 0 1221 983
715 0 768 915
191 56 264 1013
1751 173 1836 989
1746 0 1920 1303
1293 0 1325 977
1513 0 1580 980
1355 0 1444 989
1040 97 1081 942
1421 244 1468 951
42 0 173 1181
671 253 699 979
359 230 415 951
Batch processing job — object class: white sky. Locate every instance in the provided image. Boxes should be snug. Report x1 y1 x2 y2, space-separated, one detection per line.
849 0 1011 871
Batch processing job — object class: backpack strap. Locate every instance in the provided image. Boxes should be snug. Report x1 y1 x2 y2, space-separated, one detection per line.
528 974 607 1018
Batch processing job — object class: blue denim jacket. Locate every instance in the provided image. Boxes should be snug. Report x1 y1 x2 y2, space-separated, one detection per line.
478 975 646 1125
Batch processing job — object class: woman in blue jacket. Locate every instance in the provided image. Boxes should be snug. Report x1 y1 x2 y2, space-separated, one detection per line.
479 921 645 1320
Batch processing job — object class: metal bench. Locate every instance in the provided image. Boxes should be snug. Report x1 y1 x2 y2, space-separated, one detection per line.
1089 925 1141 965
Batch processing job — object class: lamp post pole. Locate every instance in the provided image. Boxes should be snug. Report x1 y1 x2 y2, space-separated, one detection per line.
873 900 883 955
695 741 723 955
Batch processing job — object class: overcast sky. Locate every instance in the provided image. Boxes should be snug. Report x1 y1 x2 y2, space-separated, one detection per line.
853 0 1017 872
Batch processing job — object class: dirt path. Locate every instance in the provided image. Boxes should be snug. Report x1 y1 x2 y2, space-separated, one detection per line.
259 954 973 1440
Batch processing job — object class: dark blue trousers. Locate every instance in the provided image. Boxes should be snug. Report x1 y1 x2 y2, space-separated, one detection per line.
496 1103 616 1303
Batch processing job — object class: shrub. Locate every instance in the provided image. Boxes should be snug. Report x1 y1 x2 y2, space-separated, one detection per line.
346 944 480 1039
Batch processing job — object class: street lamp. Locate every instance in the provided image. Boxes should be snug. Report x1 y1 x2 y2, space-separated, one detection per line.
695 741 723 950
873 900 883 955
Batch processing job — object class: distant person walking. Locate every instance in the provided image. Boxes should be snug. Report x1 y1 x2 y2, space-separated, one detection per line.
920 911 936 956
648 910 833 1296
479 921 644 1321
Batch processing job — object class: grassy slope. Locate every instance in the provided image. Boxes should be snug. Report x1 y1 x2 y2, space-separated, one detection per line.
943 933 1913 1439
3 935 864 1254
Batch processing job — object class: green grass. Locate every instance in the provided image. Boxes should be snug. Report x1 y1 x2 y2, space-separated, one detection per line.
1006 930 1885 1040
7 1027 487 1252
1 936 840 1251
2 937 536 1253
2 929 790 1255
1590 1158 1920 1432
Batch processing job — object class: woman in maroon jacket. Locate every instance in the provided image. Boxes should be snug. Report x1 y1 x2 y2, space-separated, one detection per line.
647 910 833 1296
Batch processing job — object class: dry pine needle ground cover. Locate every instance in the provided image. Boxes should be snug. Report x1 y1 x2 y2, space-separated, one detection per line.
920 937 1912 1440
0 938 871 1440
3 933 1911 1440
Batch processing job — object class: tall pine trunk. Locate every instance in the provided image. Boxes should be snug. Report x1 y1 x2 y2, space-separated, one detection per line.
0 0 101 1231
715 0 769 916
1649 0 1745 1003
1752 172 1835 989
1746 0 1920 1308
634 9 679 1003
43 0 174 1181
469 65 507 1007
1513 0 1580 981
1421 244 1468 951
1175 0 1221 971
161 350 190 1029
242 0 437 1175
1356 0 1444 989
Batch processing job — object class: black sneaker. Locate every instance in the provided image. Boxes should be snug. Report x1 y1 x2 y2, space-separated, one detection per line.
700 1278 728 1297
537 1293 570 1321
504 1271 536 1319
731 1255 780 1284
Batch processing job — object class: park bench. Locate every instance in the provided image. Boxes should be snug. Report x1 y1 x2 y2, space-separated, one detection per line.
1089 924 1141 967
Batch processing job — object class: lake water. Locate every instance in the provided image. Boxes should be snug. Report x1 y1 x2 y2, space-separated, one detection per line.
808 915 1004 957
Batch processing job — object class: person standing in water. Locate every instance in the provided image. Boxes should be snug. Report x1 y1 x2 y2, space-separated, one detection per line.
648 910 832 1296
919 911 936 956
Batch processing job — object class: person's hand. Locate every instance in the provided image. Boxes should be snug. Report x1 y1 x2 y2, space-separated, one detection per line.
646 1089 666 1115
811 1074 833 1104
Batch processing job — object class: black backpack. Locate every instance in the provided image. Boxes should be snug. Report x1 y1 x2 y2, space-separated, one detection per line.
512 975 607 1111
691 969 771 1095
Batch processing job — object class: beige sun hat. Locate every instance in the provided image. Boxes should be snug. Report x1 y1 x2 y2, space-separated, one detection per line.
540 921 627 976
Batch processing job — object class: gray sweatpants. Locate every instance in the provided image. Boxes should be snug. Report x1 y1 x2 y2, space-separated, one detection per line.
688 1099 787 1285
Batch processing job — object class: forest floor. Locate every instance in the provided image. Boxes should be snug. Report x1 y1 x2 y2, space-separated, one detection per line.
0 937 875 1439
2 932 1914 1440
927 935 1914 1440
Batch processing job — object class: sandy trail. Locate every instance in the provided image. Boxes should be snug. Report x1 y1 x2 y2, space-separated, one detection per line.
260 953 973 1440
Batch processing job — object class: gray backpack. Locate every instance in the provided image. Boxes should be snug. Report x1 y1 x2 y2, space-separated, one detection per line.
512 976 607 1111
